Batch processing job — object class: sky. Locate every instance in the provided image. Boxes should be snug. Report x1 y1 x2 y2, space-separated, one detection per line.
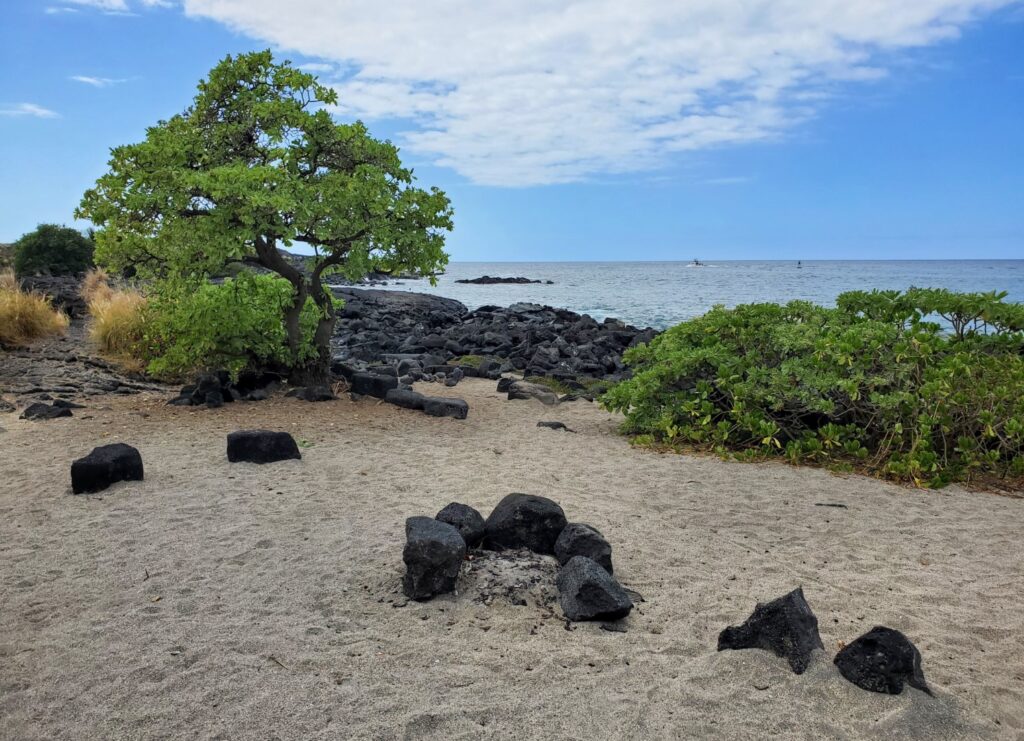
1 0 1022 261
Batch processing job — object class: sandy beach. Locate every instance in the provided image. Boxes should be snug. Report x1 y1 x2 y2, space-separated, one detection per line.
1 378 1022 740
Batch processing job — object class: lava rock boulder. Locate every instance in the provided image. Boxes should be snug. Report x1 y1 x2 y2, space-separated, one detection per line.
21 402 72 420
71 443 144 494
422 396 469 419
350 372 398 399
556 556 633 622
226 430 301 464
484 493 568 554
403 516 467 600
286 385 335 402
436 502 486 547
834 626 931 695
555 523 613 574
717 587 824 674
385 388 427 410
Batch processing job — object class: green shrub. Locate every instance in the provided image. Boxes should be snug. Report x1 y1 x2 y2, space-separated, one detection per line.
603 289 1024 488
13 224 94 276
137 274 329 381
0 243 13 271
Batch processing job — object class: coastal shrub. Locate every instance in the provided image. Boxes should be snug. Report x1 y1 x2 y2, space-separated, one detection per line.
139 274 325 381
81 270 326 380
0 269 69 347
602 289 1024 488
13 224 94 276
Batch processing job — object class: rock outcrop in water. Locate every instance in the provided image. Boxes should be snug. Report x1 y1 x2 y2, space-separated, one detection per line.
455 276 554 285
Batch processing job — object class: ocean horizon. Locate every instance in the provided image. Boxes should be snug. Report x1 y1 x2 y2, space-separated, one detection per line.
374 259 1024 329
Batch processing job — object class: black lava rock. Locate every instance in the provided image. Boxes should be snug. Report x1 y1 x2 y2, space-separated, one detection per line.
422 396 469 419
286 385 336 402
556 556 633 621
555 523 613 574
350 372 398 398
402 516 467 600
226 430 301 464
436 502 486 547
21 402 72 420
484 493 567 554
834 626 932 695
717 587 824 674
71 443 144 494
385 388 427 410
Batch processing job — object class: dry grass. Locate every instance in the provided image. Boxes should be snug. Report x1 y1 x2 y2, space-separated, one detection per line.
0 269 69 347
84 269 147 362
81 267 114 305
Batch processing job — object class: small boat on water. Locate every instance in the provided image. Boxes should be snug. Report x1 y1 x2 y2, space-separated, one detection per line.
689 258 705 267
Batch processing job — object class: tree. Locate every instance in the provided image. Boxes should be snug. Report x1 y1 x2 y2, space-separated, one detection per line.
13 224 94 276
77 50 453 383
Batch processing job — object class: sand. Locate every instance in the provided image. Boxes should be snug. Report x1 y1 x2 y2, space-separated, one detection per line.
1 378 1022 740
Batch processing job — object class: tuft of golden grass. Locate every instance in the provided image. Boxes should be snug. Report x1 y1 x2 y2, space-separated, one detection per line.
0 269 69 347
88 291 147 358
81 267 113 305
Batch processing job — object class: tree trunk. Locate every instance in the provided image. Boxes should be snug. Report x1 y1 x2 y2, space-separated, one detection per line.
284 275 336 386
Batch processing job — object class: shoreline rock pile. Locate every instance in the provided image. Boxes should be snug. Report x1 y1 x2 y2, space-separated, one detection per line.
719 588 931 696
401 493 634 625
330 288 658 390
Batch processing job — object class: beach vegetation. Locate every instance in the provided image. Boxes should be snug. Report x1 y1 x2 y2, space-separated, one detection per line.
13 224 94 276
77 50 452 385
82 269 324 381
0 269 69 347
603 288 1024 488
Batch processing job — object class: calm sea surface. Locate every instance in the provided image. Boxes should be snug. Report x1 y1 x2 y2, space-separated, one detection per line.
375 260 1024 330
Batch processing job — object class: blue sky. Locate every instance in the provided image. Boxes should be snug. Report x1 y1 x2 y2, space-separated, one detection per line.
1 0 1022 260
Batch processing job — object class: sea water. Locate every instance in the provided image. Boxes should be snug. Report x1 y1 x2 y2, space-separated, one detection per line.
374 260 1024 330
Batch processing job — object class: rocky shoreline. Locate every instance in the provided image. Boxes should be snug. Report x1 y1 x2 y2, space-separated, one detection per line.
1 280 658 411
330 287 658 389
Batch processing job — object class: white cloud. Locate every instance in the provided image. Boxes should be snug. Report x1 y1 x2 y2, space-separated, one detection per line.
70 75 128 87
0 103 60 118
66 0 129 9
298 63 335 73
44 6 80 14
179 0 1019 186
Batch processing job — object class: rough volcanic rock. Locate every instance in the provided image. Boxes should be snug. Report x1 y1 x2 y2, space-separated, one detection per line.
329 287 655 391
484 493 568 554
555 523 614 574
18 275 88 318
402 516 467 600
384 388 427 410
422 396 469 419
506 381 559 406
436 502 486 547
20 402 72 420
834 626 932 695
537 421 575 432
350 372 398 399
717 587 824 674
285 385 336 402
556 556 633 622
71 443 144 494
226 430 301 464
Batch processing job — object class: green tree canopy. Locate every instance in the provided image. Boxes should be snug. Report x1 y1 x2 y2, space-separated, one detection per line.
13 224 94 276
77 50 453 382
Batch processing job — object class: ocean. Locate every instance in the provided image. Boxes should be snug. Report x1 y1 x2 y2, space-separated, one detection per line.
374 260 1024 330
